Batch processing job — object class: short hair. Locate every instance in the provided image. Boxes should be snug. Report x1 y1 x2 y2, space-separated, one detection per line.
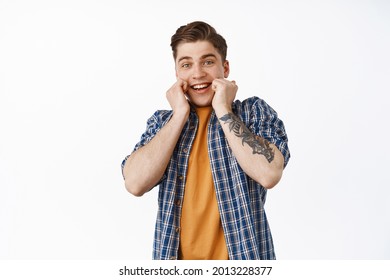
171 21 228 62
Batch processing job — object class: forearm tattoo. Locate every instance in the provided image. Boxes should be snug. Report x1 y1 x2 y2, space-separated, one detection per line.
219 113 275 163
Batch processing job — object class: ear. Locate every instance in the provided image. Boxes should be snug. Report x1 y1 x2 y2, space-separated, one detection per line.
223 60 230 78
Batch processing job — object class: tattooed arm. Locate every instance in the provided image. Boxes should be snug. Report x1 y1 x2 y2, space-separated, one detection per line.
212 79 284 189
219 113 275 163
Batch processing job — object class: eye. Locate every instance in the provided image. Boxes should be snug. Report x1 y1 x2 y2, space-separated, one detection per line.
181 63 190 69
204 60 214 66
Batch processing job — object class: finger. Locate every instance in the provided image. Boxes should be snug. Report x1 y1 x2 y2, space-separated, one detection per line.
212 78 223 85
176 78 187 92
212 80 218 91
182 81 188 92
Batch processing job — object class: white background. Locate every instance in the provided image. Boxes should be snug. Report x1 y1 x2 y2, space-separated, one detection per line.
1 0 389 260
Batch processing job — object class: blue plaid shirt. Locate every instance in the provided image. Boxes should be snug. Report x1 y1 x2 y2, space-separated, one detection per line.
122 96 290 260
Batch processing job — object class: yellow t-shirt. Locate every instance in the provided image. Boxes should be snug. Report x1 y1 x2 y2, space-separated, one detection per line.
178 106 229 260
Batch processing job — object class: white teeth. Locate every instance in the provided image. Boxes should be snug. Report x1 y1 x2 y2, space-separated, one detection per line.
192 84 208 89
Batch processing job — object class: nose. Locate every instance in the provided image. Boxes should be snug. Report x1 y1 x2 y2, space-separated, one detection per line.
192 63 206 79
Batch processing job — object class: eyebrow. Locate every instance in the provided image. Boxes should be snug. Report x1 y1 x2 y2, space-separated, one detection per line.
177 53 217 63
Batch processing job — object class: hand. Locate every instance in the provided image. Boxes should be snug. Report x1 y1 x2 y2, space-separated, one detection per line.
211 78 238 113
166 78 190 118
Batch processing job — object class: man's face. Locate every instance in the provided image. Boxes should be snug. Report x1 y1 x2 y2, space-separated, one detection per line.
175 40 229 107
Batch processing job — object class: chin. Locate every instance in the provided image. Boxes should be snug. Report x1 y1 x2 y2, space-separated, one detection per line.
188 92 214 107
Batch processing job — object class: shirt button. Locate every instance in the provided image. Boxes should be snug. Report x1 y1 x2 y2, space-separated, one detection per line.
183 148 189 153
175 199 181 206
178 175 183 180
170 256 176 260
175 227 180 233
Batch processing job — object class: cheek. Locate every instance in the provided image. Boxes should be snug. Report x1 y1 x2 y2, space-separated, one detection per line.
176 70 188 80
213 67 227 79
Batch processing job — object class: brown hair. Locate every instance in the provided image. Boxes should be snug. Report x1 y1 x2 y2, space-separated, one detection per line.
171 21 228 62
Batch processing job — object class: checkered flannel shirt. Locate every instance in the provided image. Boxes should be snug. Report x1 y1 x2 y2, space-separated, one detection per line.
122 96 290 259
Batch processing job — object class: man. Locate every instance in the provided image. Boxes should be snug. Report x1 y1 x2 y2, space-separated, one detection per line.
122 21 290 260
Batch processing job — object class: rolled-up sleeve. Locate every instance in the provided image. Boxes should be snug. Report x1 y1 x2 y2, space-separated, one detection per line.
133 111 164 152
249 97 290 168
121 110 172 178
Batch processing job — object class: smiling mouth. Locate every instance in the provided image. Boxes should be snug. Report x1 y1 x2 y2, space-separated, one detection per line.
190 83 211 91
